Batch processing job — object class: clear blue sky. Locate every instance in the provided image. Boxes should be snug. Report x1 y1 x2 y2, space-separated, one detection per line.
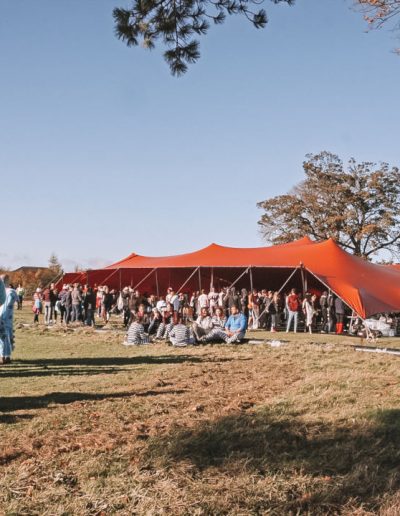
1 0 399 271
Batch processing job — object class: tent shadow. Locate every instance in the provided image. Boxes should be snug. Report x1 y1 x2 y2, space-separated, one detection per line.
11 355 236 367
0 388 187 416
0 355 237 379
145 408 400 512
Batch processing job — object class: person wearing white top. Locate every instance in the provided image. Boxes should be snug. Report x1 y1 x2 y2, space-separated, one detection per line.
169 290 180 312
198 289 209 309
208 287 219 314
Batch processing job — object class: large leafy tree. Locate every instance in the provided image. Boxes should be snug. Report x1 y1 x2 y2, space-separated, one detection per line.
113 0 294 75
257 152 400 259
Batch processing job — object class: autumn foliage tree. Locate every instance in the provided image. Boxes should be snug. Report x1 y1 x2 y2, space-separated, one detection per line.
356 0 400 53
257 151 400 259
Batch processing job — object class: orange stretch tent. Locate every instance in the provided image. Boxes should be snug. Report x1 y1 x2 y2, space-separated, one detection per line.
63 237 400 318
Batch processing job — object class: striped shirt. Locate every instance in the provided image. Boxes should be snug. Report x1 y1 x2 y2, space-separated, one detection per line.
126 322 148 344
211 315 226 329
169 324 191 345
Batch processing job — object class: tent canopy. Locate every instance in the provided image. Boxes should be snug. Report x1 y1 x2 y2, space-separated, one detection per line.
62 237 400 318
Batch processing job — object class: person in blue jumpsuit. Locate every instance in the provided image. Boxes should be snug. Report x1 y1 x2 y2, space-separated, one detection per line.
0 275 18 364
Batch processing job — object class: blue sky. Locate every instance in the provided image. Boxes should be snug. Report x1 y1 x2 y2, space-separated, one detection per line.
1 0 399 271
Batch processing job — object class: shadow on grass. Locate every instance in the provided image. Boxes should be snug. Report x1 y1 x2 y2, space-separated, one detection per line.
0 355 238 379
0 388 187 415
145 408 400 513
0 413 34 424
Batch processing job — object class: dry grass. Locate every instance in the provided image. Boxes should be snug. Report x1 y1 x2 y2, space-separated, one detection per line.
1 308 400 515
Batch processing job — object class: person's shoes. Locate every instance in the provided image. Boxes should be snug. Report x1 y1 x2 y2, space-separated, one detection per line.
4 357 11 364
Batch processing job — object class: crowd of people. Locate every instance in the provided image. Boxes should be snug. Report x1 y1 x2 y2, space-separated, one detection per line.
28 283 350 347
1 277 396 362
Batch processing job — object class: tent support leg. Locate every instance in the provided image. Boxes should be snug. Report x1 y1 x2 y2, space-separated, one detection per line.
198 267 202 291
155 269 159 298
210 267 214 290
100 268 120 288
278 267 300 294
133 268 157 291
250 267 253 292
301 267 306 295
177 267 200 294
228 267 250 290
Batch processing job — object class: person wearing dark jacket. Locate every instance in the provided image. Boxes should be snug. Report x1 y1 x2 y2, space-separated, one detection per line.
121 287 131 327
83 287 97 326
334 296 345 334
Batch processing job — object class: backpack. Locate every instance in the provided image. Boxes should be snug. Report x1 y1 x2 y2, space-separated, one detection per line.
287 295 299 312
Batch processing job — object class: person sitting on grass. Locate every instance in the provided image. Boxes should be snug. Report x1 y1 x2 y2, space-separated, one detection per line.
192 307 213 342
202 305 247 344
222 305 247 343
155 302 177 340
148 309 162 336
124 315 150 345
169 316 195 347
200 307 227 343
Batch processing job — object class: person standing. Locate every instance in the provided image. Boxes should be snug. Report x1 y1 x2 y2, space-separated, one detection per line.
71 284 82 322
16 284 25 310
0 275 18 364
319 291 329 333
334 296 345 334
42 286 52 325
33 288 42 323
198 289 209 311
83 286 96 326
0 278 5 307
302 292 314 334
208 287 219 315
269 291 281 332
286 288 300 333
169 289 180 312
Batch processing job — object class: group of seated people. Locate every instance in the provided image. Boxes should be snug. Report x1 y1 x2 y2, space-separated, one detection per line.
125 304 247 346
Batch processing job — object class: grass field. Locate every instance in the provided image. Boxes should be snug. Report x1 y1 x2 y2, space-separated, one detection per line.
1 308 400 515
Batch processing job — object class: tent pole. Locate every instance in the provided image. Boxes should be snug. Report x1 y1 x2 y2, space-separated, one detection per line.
100 268 120 288
229 267 250 290
256 266 300 322
177 267 200 294
278 266 299 294
155 269 160 298
210 267 214 290
300 264 306 296
198 267 202 291
119 269 122 291
303 266 359 317
133 268 157 291
250 267 253 291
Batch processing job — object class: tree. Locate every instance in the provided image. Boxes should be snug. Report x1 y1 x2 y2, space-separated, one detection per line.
48 253 63 277
355 0 400 53
113 0 294 75
257 151 400 259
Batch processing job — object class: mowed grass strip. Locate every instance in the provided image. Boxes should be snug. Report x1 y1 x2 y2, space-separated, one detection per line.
1 308 400 515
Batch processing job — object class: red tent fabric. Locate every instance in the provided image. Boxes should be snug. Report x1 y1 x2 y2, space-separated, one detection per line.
62 237 400 318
